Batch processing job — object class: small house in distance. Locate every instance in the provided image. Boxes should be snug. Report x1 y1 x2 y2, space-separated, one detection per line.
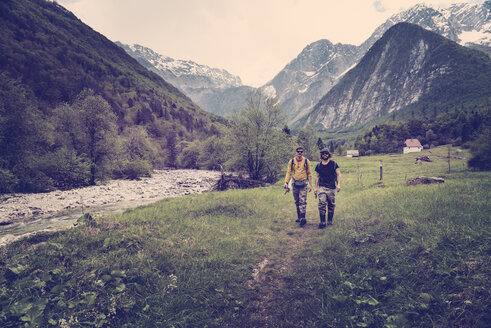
403 139 423 154
347 150 359 157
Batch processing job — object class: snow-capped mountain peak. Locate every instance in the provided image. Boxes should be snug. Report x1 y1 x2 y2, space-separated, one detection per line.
121 43 242 90
384 1 491 46
117 42 254 116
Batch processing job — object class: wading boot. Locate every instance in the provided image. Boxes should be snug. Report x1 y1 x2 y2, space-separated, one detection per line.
327 213 334 225
299 213 307 226
319 213 326 229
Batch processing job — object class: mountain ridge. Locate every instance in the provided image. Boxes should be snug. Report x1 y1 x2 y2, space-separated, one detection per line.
117 43 243 90
116 42 254 116
262 1 490 126
117 42 254 116
0 0 200 115
115 2 489 126
302 22 491 131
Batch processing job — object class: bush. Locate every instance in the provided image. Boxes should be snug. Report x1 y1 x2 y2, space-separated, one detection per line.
0 168 18 193
38 147 91 190
199 136 228 170
119 159 152 180
11 159 55 193
178 141 201 169
468 128 491 170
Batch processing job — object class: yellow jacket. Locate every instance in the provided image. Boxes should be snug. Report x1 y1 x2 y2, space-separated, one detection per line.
284 157 312 184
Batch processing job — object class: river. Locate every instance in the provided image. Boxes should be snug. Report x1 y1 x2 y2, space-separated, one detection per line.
0 169 221 246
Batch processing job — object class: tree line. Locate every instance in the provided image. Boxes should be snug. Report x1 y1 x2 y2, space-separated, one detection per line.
293 104 491 171
354 107 488 153
2 85 489 194
0 81 219 193
0 87 312 193
347 105 491 170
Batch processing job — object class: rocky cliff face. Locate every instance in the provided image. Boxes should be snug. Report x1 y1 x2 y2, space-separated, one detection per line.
260 40 359 124
117 43 253 116
262 1 490 126
304 23 491 131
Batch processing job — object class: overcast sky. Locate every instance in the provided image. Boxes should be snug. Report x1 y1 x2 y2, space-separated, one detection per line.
57 0 483 87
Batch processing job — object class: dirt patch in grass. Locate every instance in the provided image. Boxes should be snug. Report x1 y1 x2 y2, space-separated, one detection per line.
244 220 319 327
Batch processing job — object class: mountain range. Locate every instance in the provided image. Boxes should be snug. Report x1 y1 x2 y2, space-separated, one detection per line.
120 2 490 131
117 43 254 117
3 0 489 136
262 1 491 127
302 22 491 131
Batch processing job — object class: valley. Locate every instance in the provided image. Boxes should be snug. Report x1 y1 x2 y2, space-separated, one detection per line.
0 1 490 325
1 146 488 327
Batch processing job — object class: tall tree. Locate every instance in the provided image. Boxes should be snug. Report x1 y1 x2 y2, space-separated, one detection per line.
468 127 491 170
296 124 319 161
165 128 178 168
72 90 118 184
228 90 291 181
0 74 50 192
317 137 326 151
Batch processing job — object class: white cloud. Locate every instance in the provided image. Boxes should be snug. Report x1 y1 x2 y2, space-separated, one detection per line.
373 0 386 13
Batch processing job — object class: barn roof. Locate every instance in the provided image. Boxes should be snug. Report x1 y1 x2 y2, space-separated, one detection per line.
404 139 422 147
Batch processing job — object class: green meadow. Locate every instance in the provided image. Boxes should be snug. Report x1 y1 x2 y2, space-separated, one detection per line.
1 146 489 327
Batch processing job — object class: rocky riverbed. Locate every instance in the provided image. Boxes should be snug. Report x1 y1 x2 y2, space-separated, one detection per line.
0 169 221 245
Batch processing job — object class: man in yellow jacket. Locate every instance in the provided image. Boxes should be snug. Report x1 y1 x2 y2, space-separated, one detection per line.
283 147 313 226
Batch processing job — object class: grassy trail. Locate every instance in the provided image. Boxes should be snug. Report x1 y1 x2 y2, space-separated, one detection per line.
245 218 318 327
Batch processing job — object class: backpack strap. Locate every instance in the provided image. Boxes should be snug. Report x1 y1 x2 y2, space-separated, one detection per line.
292 157 310 175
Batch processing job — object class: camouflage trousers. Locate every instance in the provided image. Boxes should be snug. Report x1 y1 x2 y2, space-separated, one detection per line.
293 184 308 215
318 186 336 216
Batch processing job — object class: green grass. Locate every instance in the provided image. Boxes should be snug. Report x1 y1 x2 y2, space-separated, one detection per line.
275 147 491 327
1 146 489 327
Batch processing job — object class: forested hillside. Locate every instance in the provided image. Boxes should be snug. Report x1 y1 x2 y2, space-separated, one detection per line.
353 107 490 154
0 0 225 193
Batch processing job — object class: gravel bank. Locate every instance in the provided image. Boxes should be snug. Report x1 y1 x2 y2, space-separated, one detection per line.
0 169 221 245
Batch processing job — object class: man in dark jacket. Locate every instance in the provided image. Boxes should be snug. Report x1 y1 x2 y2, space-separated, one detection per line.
314 148 342 229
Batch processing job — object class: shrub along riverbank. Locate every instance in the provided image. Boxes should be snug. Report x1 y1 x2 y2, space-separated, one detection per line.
1 146 489 327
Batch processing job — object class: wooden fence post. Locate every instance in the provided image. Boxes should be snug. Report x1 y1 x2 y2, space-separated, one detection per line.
447 145 451 173
379 160 383 181
357 156 360 184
